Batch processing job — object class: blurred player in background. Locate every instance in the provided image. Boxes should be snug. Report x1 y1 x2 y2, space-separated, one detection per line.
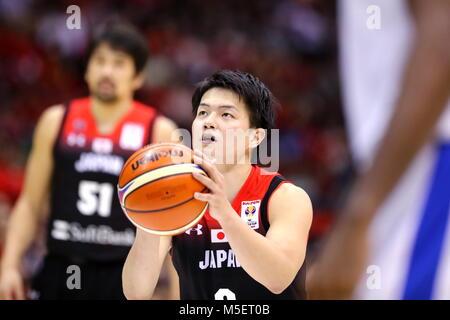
0 19 179 300
123 70 312 300
309 0 450 299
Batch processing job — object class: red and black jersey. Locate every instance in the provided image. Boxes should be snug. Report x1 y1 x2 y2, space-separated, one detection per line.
47 97 158 262
171 165 307 300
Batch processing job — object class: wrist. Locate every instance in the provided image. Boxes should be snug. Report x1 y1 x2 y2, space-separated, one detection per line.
0 258 21 273
215 203 238 228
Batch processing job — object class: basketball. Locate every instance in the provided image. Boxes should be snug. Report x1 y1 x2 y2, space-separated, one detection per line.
117 143 209 236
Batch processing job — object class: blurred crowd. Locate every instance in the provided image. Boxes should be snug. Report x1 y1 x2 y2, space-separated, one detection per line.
0 0 353 256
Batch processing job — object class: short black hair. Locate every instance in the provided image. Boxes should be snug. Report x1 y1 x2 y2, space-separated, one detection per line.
192 70 277 130
87 19 149 74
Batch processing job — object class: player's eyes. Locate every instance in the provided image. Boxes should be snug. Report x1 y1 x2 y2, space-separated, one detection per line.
114 59 125 67
95 56 105 65
222 113 234 119
197 110 207 116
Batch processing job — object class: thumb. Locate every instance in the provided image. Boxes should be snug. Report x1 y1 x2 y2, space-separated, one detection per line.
12 280 26 300
305 262 321 299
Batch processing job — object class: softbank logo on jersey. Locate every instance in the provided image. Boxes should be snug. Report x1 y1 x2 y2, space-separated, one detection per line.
51 219 135 246
120 123 144 150
241 200 260 229
185 224 203 235
75 152 124 175
199 250 241 270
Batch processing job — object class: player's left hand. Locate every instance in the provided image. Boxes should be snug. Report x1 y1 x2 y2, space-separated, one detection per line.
191 149 234 222
307 212 370 300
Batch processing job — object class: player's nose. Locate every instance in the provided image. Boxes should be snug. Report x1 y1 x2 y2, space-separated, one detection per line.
203 113 217 129
99 62 115 77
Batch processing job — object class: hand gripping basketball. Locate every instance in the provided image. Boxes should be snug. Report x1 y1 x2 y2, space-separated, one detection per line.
118 143 209 236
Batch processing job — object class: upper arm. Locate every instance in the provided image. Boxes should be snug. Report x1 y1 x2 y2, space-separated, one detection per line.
152 116 179 143
20 105 64 215
266 183 313 271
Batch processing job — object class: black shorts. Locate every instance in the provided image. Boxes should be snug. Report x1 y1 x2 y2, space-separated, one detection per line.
29 254 126 300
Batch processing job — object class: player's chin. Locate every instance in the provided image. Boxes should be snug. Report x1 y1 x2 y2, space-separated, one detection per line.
94 91 118 103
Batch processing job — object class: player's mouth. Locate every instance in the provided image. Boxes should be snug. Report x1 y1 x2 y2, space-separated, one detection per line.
98 79 115 92
201 133 217 144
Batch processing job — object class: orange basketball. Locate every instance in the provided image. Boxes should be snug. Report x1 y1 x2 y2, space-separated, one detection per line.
117 143 208 236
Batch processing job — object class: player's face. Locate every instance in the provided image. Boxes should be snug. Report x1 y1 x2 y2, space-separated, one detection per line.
192 87 257 165
85 43 143 103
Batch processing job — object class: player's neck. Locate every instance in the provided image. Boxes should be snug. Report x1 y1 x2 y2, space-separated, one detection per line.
90 95 133 134
218 163 253 202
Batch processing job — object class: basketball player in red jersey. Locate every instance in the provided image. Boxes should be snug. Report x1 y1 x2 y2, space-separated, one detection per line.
0 21 178 300
123 70 313 299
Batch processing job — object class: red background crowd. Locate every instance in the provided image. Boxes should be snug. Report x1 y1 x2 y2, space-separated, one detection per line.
0 0 354 260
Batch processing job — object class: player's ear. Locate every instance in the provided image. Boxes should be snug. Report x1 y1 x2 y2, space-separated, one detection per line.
84 68 89 84
84 58 94 84
249 128 266 149
132 71 146 90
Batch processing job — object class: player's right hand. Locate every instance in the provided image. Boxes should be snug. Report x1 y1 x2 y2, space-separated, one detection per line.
0 267 26 300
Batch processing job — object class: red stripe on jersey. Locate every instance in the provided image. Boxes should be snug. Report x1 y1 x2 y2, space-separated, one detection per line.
265 180 291 225
202 165 281 230
60 97 157 152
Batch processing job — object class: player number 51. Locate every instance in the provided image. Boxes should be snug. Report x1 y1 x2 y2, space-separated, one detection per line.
77 180 113 217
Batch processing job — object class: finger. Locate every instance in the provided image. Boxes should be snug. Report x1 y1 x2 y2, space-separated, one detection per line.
195 153 222 184
193 149 218 167
193 151 215 167
194 192 211 202
307 264 327 300
307 276 323 300
2 287 13 300
192 172 217 193
193 155 220 183
194 149 214 162
305 266 318 294
0 288 6 300
15 282 25 300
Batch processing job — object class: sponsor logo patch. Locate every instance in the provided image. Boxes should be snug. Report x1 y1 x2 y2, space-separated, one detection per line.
240 200 261 229
185 224 203 235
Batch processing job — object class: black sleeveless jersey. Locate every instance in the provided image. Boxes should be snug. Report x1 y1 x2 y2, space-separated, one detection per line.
47 97 158 261
171 165 307 300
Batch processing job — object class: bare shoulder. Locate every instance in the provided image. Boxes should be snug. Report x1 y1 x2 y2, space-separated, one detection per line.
273 183 311 205
38 104 65 128
268 182 313 222
152 116 179 143
34 104 65 146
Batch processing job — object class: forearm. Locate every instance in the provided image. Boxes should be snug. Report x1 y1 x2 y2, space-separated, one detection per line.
1 197 41 270
122 230 164 300
219 208 300 294
347 19 450 225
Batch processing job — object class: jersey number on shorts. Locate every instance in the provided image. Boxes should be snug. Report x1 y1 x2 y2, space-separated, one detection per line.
77 180 113 217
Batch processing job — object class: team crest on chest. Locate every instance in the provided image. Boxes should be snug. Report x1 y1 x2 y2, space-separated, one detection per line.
240 200 261 229
73 118 86 132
